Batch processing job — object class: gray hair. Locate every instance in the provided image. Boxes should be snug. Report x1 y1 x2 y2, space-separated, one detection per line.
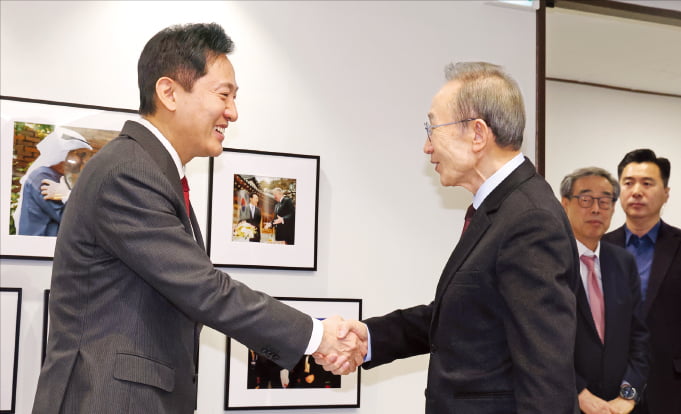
559 167 620 199
444 62 525 150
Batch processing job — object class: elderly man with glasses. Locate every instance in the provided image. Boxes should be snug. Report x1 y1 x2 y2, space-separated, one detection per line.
318 61 581 414
560 167 649 414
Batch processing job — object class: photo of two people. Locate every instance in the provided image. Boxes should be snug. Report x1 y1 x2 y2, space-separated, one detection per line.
232 174 296 246
9 122 117 237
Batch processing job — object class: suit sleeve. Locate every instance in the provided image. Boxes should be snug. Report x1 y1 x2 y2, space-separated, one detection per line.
362 303 433 368
496 208 579 413
93 159 311 369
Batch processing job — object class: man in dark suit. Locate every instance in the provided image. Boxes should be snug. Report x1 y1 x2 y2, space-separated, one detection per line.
603 149 681 414
239 192 262 242
270 187 295 245
560 167 649 414
318 62 580 413
32 23 365 414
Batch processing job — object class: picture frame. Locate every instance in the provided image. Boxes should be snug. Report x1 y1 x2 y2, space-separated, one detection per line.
0 96 137 259
208 148 320 270
225 297 361 410
0 287 22 414
41 289 50 365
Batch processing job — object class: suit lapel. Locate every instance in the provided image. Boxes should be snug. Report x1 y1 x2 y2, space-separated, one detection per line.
433 159 537 304
644 221 681 315
575 279 602 341
119 121 201 245
599 247 617 345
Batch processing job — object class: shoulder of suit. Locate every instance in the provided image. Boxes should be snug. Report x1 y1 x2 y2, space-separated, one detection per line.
660 220 681 236
600 239 631 257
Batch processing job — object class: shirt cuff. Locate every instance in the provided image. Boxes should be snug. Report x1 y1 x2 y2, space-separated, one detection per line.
304 317 324 355
364 326 372 362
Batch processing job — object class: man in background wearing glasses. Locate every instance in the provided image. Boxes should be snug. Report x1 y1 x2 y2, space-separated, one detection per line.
560 167 649 414
603 149 681 414
320 62 581 414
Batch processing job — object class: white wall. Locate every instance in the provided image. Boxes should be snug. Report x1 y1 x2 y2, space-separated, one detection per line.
545 0 681 229
0 1 536 413
545 81 681 229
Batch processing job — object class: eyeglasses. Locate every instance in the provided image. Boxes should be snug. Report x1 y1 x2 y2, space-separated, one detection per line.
424 118 477 141
568 195 616 210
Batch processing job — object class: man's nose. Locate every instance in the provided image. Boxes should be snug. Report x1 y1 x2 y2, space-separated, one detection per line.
225 100 238 122
423 137 433 154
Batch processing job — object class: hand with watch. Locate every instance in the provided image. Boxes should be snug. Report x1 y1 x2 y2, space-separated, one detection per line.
619 384 639 403
606 384 639 414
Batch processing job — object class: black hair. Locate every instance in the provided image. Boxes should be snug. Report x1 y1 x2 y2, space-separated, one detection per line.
138 23 234 115
617 149 671 187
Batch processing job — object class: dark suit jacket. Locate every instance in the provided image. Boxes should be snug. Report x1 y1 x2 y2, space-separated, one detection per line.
363 159 580 414
33 121 312 414
603 221 681 414
273 196 295 244
574 241 649 403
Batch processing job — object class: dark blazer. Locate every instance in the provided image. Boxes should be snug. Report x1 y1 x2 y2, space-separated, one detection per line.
33 121 312 414
273 196 295 244
574 241 649 403
363 159 580 414
603 221 681 414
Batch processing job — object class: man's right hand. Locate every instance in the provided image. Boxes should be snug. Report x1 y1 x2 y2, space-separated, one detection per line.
578 388 616 414
313 318 368 375
313 316 367 375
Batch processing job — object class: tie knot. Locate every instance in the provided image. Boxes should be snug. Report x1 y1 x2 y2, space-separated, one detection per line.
181 176 189 192
465 204 476 220
580 254 596 269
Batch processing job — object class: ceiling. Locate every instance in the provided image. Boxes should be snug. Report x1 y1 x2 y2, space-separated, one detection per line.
546 6 681 96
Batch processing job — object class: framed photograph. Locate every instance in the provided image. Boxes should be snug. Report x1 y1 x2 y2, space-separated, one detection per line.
41 289 50 365
208 148 320 270
1 288 22 414
225 298 361 410
1 96 137 259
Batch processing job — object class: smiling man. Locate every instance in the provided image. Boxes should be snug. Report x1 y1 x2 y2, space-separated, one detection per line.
32 23 365 414
560 167 649 414
603 149 681 414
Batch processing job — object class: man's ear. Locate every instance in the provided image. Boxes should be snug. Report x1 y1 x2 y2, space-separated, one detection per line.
471 119 490 153
155 77 177 112
561 197 569 211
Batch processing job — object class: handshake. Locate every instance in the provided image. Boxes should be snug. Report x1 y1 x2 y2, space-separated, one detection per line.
312 316 368 375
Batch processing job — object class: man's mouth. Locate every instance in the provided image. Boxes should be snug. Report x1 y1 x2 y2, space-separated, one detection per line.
215 126 226 137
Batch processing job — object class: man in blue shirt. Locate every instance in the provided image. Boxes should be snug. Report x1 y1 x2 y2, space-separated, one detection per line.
603 149 681 414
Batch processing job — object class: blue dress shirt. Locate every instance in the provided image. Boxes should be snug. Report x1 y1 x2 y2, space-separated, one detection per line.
625 221 661 301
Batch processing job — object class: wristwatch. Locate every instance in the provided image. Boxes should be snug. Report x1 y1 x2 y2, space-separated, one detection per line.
619 384 640 403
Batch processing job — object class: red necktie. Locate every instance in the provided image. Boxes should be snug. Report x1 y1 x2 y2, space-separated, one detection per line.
581 254 605 343
180 176 191 216
461 204 476 235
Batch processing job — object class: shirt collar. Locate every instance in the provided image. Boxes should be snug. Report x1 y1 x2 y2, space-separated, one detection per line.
576 239 600 259
473 152 525 209
136 118 185 179
625 220 661 245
